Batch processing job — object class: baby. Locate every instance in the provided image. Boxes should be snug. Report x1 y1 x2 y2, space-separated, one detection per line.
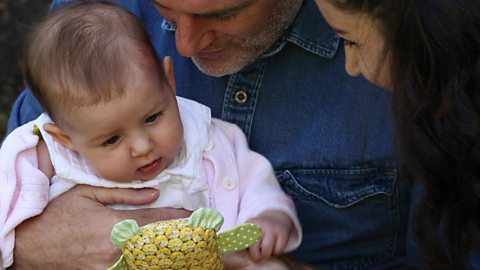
0 1 301 268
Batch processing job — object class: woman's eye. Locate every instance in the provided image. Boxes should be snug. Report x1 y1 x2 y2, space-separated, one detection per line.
146 112 161 123
103 135 120 146
343 39 356 47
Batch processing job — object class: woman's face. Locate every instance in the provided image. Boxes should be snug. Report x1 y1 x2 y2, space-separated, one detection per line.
315 0 392 90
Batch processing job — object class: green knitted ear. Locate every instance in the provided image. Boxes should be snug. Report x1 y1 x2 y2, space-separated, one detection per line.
217 223 262 254
110 219 141 248
188 207 224 232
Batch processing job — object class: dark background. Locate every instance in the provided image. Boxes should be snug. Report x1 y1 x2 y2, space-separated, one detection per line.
1 0 51 139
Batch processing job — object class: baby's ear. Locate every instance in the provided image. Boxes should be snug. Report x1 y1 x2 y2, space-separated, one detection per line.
162 56 176 94
43 123 77 151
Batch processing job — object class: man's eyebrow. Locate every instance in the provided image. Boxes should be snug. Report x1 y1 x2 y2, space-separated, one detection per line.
155 0 257 19
198 0 256 18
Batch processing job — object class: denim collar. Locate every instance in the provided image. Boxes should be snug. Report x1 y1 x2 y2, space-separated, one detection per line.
264 0 340 59
161 0 340 59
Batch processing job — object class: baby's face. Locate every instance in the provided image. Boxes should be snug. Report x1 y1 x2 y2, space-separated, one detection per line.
61 64 183 182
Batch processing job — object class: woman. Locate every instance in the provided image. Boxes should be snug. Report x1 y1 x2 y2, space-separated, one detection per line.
314 0 480 269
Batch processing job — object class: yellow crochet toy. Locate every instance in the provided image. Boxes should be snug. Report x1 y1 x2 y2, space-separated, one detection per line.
109 208 262 270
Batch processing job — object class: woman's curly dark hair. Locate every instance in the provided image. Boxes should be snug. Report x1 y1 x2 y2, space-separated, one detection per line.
326 0 480 268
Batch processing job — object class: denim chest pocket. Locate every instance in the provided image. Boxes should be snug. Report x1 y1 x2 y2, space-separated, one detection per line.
277 167 404 270
278 167 396 207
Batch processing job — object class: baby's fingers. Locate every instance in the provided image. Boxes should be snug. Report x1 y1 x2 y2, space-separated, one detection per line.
248 241 263 261
273 233 288 256
259 232 275 259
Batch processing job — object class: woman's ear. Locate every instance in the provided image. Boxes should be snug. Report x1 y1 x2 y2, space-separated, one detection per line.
42 123 77 151
162 56 176 94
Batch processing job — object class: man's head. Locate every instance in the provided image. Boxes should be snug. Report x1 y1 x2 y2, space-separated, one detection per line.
151 0 303 77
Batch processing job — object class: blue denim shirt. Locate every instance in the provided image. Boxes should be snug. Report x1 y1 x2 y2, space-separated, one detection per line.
7 1 412 269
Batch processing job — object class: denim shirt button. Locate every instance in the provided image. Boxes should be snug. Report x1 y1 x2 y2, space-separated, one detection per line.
234 90 248 104
222 177 236 190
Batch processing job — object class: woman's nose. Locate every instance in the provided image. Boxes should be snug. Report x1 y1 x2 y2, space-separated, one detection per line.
344 46 361 77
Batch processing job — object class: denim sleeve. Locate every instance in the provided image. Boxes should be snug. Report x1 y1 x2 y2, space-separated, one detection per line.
49 0 76 11
6 89 43 136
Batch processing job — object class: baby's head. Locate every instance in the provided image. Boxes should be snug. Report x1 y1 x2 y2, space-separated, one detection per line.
24 1 163 123
24 1 184 182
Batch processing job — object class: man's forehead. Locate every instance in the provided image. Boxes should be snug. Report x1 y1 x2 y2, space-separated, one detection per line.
152 0 257 17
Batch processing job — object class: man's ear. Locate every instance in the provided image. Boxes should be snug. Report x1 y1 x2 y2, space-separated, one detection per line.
162 56 176 94
42 123 77 151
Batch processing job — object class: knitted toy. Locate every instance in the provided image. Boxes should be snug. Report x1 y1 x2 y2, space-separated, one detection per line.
109 208 262 270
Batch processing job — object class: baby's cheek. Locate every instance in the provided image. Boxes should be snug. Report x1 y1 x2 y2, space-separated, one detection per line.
93 161 130 182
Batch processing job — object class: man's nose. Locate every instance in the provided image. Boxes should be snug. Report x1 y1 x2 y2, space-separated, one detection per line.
174 14 215 57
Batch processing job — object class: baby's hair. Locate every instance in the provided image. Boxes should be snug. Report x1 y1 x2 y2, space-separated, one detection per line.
23 1 165 123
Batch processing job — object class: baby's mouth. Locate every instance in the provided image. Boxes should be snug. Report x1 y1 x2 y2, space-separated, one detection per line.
138 158 160 173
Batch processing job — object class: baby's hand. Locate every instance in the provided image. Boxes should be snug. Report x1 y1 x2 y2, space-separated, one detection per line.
246 210 293 261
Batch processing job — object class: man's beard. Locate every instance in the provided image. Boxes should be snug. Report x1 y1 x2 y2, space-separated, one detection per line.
192 0 303 77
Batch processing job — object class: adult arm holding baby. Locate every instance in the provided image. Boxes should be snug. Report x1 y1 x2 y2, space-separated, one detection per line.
12 186 190 270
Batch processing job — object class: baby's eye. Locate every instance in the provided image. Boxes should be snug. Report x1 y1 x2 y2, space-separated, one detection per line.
103 135 120 146
145 112 162 123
